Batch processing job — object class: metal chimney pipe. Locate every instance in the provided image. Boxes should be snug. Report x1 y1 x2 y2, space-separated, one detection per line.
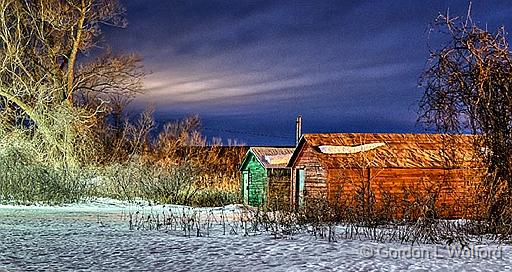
296 115 302 146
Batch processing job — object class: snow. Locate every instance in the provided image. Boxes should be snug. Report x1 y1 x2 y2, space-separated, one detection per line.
319 143 386 154
0 198 245 219
264 155 292 165
1 198 511 271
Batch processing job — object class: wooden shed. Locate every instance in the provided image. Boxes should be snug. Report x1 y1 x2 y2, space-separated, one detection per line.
287 133 482 219
240 147 294 206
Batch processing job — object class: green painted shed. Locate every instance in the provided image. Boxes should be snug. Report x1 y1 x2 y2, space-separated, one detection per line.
239 147 294 207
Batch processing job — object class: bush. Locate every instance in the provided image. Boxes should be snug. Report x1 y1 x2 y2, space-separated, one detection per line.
189 189 240 207
93 159 240 207
0 145 92 204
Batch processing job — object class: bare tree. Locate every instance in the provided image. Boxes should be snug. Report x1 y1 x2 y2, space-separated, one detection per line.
0 0 144 165
419 10 512 223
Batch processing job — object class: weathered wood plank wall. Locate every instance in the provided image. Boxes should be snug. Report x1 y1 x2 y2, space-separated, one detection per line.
291 143 327 205
327 168 482 218
243 154 267 206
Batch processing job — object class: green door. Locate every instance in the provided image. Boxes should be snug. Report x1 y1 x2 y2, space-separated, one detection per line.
296 169 305 207
243 171 250 204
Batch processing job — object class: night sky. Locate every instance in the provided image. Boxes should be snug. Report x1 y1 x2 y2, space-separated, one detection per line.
105 1 512 146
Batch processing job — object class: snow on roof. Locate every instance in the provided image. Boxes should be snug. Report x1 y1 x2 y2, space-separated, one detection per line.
288 133 480 169
248 147 295 169
264 154 291 165
318 143 385 154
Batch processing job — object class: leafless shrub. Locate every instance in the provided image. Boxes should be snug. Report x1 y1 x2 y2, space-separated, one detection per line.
419 8 512 226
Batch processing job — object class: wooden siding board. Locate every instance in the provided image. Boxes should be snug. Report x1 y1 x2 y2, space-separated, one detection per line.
327 167 482 218
240 153 268 206
268 175 291 208
291 142 327 206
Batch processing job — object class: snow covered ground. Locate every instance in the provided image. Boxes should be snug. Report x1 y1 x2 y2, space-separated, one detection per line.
0 199 511 271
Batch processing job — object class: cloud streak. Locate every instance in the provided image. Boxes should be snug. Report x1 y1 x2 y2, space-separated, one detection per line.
105 0 512 145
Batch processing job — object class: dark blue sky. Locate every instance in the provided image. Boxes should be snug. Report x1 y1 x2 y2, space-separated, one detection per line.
105 0 512 145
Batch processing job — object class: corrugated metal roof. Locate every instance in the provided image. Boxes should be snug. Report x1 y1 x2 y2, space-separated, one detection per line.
288 133 479 169
248 147 295 169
